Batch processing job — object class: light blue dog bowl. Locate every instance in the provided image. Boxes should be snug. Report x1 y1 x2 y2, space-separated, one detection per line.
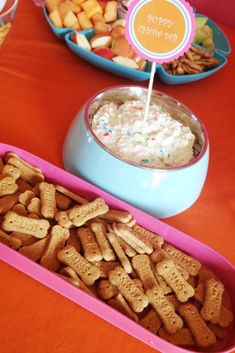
63 86 209 218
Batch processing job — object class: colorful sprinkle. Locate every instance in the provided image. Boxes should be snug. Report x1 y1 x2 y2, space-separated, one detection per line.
102 126 113 135
99 117 108 123
141 159 149 163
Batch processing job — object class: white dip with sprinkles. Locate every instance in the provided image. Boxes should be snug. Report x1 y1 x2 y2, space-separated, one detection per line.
91 100 196 167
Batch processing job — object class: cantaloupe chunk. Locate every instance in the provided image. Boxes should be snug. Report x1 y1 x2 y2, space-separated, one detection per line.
49 8 63 28
81 0 103 19
77 11 93 29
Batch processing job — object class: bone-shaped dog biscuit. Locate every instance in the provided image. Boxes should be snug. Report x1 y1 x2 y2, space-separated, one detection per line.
12 231 37 246
40 225 70 271
12 203 28 216
97 279 119 300
2 164 20 180
7 153 44 185
0 194 18 214
55 185 88 205
132 224 164 249
91 222 116 261
77 227 102 262
68 198 109 226
55 211 73 229
27 197 41 216
18 190 35 206
163 244 201 276
107 232 132 274
146 284 183 334
114 223 153 254
0 176 18 196
0 229 22 249
201 278 224 324
2 211 50 238
57 245 100 286
66 229 81 252
139 309 162 334
132 254 157 290
156 259 195 302
39 182 56 219
159 327 195 346
19 236 49 261
109 266 149 313
100 209 132 223
178 303 216 348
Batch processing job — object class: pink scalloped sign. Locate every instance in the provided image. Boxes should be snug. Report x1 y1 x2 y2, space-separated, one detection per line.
125 0 195 63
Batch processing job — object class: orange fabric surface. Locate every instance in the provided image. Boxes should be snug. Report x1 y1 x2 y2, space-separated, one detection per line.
0 1 235 353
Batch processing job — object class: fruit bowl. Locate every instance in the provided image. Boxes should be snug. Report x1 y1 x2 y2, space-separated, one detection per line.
65 29 155 81
43 3 230 85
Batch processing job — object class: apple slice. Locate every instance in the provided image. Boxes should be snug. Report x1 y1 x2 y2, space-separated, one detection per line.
112 56 139 69
72 33 91 51
93 47 114 60
112 19 126 28
110 25 125 38
93 21 111 35
111 35 130 57
90 33 112 48
63 11 78 28
49 9 63 28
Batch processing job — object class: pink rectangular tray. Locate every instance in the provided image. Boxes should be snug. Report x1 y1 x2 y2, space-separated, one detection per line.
0 143 234 353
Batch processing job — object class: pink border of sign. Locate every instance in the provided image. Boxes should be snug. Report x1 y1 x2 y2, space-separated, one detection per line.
125 0 195 63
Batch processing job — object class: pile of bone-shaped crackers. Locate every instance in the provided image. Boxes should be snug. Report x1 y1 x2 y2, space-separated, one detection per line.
0 152 233 350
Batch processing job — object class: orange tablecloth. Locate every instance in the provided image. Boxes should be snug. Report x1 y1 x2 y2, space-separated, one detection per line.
0 2 234 353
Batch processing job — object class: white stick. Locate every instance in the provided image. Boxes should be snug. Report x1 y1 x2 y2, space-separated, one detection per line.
144 62 156 122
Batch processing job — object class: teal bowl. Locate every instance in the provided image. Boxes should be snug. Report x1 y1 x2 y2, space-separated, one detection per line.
63 86 209 219
64 29 155 81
